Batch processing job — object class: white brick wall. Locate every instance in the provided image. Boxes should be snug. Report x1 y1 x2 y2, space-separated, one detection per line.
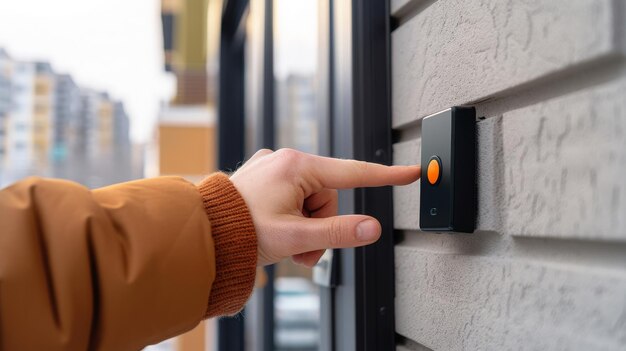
391 0 626 350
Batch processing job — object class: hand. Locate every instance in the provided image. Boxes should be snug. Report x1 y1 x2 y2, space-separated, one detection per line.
230 149 421 267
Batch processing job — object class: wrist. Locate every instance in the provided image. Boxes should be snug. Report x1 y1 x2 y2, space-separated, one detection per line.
196 173 257 317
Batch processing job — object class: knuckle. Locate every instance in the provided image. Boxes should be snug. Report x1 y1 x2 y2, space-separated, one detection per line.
326 217 344 247
274 148 305 177
355 160 369 183
275 148 300 162
255 148 273 157
356 160 369 172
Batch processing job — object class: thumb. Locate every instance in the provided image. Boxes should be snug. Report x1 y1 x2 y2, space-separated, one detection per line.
291 215 382 253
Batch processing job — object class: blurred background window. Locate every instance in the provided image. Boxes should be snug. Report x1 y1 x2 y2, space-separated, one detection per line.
0 0 160 188
1 0 327 349
274 0 319 155
0 1 209 348
273 1 321 350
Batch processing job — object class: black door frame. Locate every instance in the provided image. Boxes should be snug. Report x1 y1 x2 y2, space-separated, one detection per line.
329 0 396 350
352 0 395 349
218 0 394 349
217 0 249 350
219 0 276 350
259 1 276 350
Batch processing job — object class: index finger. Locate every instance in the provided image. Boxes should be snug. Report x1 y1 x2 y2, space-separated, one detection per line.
308 155 421 189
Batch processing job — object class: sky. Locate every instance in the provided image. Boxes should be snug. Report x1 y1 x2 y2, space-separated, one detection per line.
0 0 173 143
274 0 318 79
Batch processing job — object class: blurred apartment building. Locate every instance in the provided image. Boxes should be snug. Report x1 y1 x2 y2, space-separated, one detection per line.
33 62 56 168
0 48 11 160
157 0 215 182
0 49 16 168
275 74 317 154
5 60 36 175
0 48 140 188
53 74 81 164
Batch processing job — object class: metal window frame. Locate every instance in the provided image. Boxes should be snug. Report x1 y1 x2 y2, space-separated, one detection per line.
352 0 395 348
219 0 394 349
329 0 396 350
317 0 336 349
259 1 276 350
218 0 279 349
217 0 249 350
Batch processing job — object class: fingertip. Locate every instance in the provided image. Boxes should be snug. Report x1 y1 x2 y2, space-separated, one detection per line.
390 164 421 184
356 218 382 242
414 165 422 180
408 164 421 178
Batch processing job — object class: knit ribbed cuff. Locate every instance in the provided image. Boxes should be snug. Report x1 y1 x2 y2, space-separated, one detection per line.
196 173 257 317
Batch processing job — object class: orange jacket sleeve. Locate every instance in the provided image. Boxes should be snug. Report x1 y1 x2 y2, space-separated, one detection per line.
0 173 257 350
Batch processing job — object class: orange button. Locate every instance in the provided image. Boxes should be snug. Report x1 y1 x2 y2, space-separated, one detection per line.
427 157 441 185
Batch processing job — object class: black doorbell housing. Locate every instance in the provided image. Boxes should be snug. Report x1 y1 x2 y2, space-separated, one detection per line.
419 106 476 233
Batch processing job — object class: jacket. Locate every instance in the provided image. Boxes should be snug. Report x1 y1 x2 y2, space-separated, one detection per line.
0 173 257 350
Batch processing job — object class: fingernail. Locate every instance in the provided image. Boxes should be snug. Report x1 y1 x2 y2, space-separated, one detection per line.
356 220 380 242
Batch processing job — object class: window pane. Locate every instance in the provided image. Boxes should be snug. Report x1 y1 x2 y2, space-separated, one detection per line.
273 1 321 350
274 0 318 155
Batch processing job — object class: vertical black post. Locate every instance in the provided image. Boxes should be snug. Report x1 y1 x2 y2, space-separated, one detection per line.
261 1 276 350
330 0 395 350
217 1 249 350
218 0 247 172
351 0 395 349
262 0 275 151
261 265 275 351
329 0 357 349
318 0 336 349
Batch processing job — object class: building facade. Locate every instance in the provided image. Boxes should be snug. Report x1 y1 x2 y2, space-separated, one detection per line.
53 73 81 164
0 49 136 188
74 89 135 188
275 74 317 154
158 0 215 182
212 1 626 350
6 61 36 175
161 0 209 105
0 49 11 166
113 101 130 149
390 1 626 348
32 62 56 168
